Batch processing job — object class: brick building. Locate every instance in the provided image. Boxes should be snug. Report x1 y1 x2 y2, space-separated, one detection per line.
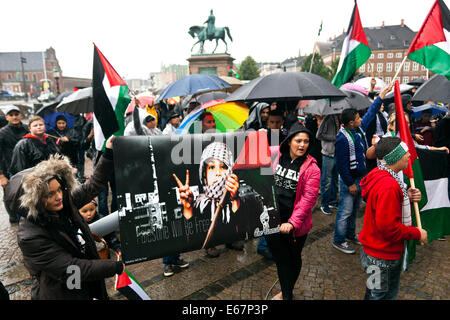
0 47 63 96
316 20 429 84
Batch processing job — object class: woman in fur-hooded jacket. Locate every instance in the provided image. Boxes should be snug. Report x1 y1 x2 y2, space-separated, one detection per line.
16 143 124 300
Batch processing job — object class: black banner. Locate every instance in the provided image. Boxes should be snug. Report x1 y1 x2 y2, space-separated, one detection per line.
113 131 280 265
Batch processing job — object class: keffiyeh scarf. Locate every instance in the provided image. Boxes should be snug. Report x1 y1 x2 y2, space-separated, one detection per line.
195 142 234 223
377 164 412 226
340 126 367 170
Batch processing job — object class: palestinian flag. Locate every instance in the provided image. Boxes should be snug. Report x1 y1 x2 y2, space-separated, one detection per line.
407 0 450 80
404 148 450 269
394 80 418 179
331 1 371 88
93 44 131 151
115 268 151 300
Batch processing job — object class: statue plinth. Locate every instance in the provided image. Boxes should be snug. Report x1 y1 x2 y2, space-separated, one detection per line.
187 54 235 77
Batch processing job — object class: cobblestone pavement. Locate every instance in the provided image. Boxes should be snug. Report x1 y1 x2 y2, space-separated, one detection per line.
1 175 448 300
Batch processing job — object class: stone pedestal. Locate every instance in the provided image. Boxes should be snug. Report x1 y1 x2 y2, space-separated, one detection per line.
187 54 235 77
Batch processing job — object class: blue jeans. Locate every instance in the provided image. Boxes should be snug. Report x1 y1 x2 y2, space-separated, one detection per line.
257 236 268 251
333 176 362 245
361 250 402 300
320 155 338 207
163 254 180 265
98 181 118 218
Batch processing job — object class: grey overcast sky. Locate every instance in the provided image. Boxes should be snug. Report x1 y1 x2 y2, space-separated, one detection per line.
2 0 447 79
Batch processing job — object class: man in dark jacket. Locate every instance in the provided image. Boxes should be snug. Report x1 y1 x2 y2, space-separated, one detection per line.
0 105 29 222
14 136 125 300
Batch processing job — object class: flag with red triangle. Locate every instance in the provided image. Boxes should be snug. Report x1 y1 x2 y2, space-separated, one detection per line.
331 0 371 88
407 0 450 79
92 44 131 151
115 268 151 300
393 80 418 179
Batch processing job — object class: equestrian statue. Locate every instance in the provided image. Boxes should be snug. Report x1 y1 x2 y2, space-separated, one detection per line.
188 9 233 54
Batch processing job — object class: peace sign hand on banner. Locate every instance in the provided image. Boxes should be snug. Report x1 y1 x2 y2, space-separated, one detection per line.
173 170 194 220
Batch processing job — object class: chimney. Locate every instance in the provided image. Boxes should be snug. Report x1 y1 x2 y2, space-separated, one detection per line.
382 21 385 27
401 19 404 27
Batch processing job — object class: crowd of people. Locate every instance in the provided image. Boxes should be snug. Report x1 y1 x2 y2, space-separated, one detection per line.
0 76 449 300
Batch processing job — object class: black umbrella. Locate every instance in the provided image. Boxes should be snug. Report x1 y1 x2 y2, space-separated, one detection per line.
196 91 230 104
412 74 450 103
56 87 93 114
407 78 425 87
302 88 371 115
224 72 346 103
35 91 74 117
3 168 34 218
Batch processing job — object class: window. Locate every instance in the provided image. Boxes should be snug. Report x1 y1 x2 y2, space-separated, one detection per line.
395 77 400 82
33 74 37 82
404 62 410 72
359 64 365 72
395 62 401 71
370 54 374 59
421 65 426 71
402 76 409 83
386 63 393 72
412 62 419 71
385 76 392 83
7 74 11 80
411 76 418 80
377 63 383 72
25 74 29 81
378 53 384 59
387 53 393 58
396 52 402 58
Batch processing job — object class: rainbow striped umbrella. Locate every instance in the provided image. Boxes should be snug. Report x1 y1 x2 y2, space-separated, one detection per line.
176 101 249 134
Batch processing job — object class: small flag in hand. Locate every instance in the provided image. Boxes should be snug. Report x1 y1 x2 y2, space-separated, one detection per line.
115 268 151 300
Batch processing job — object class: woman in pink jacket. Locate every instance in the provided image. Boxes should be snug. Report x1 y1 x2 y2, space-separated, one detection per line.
267 121 321 300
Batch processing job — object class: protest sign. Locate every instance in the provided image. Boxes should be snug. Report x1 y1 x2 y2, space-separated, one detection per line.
113 131 280 264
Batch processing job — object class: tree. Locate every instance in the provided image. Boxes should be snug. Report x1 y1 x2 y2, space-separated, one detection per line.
238 56 260 80
300 53 332 81
330 57 340 80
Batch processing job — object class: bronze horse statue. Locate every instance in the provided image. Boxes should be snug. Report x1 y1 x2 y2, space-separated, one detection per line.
188 25 232 54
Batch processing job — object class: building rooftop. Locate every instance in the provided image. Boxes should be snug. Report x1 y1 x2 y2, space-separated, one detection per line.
0 52 45 72
319 23 416 55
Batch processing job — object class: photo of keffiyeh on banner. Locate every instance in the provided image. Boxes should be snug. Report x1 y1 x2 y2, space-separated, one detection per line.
113 131 281 265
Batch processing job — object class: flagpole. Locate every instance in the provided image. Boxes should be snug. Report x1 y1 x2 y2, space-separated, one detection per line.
114 251 121 291
389 55 408 86
309 20 322 73
409 178 424 245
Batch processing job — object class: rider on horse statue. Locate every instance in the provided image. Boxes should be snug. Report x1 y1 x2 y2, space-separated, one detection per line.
189 10 232 54
204 9 215 39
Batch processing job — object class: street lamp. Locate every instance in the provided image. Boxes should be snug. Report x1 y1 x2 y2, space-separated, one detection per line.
53 67 60 95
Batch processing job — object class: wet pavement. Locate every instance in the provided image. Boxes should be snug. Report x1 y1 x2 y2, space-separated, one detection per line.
0 163 448 300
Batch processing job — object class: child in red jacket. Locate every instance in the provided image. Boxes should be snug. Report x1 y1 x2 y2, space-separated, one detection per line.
359 136 427 300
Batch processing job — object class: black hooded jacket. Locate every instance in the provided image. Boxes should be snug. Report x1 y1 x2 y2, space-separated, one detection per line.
47 126 80 166
0 122 29 176
9 134 60 175
275 122 313 220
